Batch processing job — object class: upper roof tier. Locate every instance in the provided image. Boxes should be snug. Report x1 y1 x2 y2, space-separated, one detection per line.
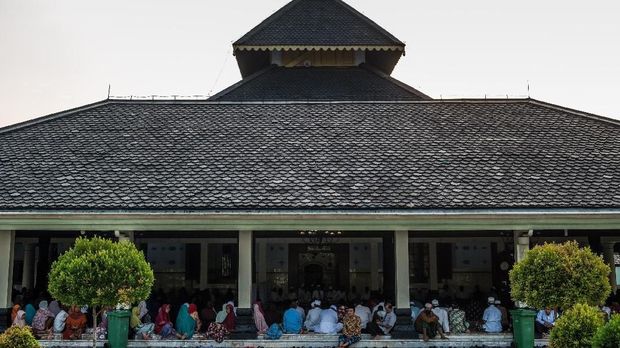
232 0 406 77
233 0 405 51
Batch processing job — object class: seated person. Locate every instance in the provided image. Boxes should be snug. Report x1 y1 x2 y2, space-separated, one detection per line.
317 305 343 334
535 307 556 337
431 299 450 334
338 306 362 348
305 300 322 332
32 301 56 338
131 305 155 339
448 302 469 334
379 302 397 335
283 300 303 334
415 303 448 342
64 305 87 340
53 305 69 333
482 297 502 333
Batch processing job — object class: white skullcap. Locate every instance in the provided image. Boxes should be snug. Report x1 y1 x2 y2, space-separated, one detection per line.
488 297 495 304
431 299 439 306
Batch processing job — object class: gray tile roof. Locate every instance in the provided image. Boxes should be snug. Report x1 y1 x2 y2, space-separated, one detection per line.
233 0 404 48
209 66 429 101
1 100 619 211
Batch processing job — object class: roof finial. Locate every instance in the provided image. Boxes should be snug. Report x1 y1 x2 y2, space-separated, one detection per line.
107 84 111 99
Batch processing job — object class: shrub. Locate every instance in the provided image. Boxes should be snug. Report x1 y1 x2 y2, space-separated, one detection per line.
592 314 620 348
549 303 605 348
0 326 41 348
48 237 154 348
509 241 611 309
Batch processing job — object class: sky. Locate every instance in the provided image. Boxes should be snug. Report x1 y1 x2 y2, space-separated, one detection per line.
0 0 619 128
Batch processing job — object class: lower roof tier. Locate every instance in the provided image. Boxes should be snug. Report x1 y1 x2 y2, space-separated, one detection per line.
209 66 429 102
0 99 619 211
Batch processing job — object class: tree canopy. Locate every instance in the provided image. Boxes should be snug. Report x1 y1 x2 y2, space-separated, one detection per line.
48 236 154 309
509 241 611 309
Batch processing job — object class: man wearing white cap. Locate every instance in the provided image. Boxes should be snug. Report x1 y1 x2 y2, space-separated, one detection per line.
431 299 450 334
482 297 502 333
304 300 322 332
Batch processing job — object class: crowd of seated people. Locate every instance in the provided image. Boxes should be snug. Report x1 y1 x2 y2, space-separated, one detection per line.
10 284 620 344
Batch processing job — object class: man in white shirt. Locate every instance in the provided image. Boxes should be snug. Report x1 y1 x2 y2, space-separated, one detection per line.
317 305 343 334
482 297 503 333
379 302 397 335
535 306 556 337
354 300 372 330
304 300 322 332
431 299 450 334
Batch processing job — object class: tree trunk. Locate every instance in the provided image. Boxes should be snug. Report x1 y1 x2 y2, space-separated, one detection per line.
92 307 98 348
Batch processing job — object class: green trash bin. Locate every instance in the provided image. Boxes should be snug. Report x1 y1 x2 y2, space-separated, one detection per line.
107 310 130 348
510 309 536 348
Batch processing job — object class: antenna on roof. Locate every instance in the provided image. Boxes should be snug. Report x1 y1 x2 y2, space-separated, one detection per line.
527 80 530 98
107 84 111 99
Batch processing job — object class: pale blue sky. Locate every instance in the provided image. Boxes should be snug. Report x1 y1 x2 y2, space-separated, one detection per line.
1 0 619 127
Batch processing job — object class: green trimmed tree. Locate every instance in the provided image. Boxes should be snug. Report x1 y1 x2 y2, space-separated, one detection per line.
549 303 605 348
48 237 154 348
0 326 41 348
592 314 620 348
509 241 611 309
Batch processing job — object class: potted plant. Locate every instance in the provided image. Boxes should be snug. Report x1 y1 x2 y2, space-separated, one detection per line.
509 241 611 348
48 237 154 348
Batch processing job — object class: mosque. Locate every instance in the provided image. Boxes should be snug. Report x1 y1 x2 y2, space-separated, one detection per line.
1 0 619 333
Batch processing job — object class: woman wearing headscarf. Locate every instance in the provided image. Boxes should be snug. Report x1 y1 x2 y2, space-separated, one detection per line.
11 304 21 323
53 305 69 333
252 300 268 334
25 304 36 326
200 301 217 332
138 301 151 323
155 304 184 339
206 304 230 343
96 308 110 340
221 303 236 332
48 301 61 316
175 303 196 339
64 305 87 340
12 307 26 328
32 300 55 338
131 305 155 339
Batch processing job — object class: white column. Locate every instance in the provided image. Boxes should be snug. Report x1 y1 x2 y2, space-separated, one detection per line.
394 230 410 309
603 242 617 294
115 231 134 242
514 230 531 262
0 231 16 307
238 230 253 309
200 241 209 290
370 241 379 291
429 241 438 291
21 242 34 290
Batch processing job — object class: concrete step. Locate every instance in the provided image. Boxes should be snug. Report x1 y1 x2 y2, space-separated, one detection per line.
38 334 550 348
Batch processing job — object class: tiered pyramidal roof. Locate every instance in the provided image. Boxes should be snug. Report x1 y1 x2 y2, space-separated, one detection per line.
213 0 427 101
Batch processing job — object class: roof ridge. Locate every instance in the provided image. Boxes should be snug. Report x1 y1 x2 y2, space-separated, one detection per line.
528 99 620 128
233 0 303 47
361 64 432 100
208 66 276 101
331 0 404 45
0 99 110 136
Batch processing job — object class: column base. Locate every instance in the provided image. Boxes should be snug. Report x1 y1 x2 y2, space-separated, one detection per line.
0 308 9 333
229 307 258 339
391 308 418 339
